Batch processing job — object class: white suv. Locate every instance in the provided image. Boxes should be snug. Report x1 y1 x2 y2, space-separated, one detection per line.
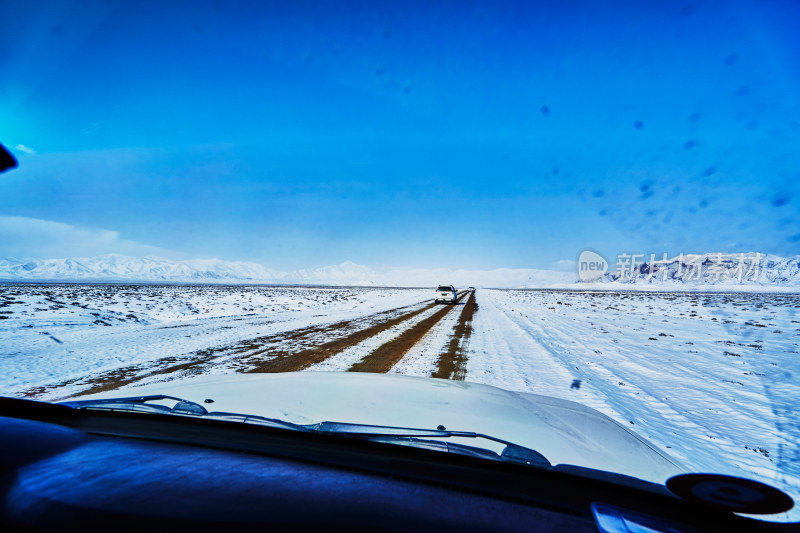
435 285 457 304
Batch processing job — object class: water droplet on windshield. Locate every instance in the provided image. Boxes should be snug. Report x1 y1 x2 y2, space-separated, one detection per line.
772 197 789 207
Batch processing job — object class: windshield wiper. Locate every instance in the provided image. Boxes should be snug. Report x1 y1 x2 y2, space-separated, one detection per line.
304 421 551 468
365 436 505 462
60 397 549 467
61 394 208 414
59 395 305 431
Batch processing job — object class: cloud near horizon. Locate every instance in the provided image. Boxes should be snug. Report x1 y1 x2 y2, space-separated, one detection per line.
549 259 577 273
0 216 178 260
13 144 36 155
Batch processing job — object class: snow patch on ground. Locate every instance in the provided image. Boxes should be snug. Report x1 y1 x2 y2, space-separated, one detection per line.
467 289 799 521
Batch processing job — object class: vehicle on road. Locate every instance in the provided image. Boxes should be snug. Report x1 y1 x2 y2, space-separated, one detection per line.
435 285 458 304
468 286 476 292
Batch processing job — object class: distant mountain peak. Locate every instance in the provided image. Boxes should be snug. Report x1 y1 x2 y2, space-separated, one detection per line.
3 253 797 289
0 254 570 288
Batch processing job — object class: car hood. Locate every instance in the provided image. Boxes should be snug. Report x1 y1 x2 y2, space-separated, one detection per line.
73 371 685 483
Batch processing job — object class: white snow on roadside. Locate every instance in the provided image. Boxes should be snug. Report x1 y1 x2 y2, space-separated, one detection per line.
465 289 800 521
466 291 597 402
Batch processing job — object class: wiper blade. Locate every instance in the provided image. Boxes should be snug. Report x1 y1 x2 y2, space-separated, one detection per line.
201 411 306 431
367 436 503 462
59 400 548 467
309 421 459 437
305 421 551 468
59 395 304 431
60 394 208 415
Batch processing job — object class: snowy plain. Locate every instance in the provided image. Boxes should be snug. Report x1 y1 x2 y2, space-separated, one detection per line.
0 284 431 397
1 283 799 521
466 289 800 520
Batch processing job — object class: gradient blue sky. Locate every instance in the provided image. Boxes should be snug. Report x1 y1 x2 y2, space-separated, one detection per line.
1 0 799 270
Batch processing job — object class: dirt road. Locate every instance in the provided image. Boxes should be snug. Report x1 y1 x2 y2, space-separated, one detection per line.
57 290 478 397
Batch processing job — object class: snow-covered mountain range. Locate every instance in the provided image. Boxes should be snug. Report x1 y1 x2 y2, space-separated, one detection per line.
0 255 571 288
1 253 799 289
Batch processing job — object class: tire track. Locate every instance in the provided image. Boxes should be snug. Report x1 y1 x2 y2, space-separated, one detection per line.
50 290 467 398
432 291 477 380
50 300 433 398
349 292 467 373
243 300 439 373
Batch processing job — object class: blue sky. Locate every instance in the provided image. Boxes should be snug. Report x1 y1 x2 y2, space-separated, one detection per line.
1 0 799 270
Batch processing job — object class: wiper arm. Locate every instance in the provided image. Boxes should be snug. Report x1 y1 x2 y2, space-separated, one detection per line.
309 421 461 437
201 411 306 431
367 436 504 462
60 395 209 415
305 421 551 468
59 395 304 431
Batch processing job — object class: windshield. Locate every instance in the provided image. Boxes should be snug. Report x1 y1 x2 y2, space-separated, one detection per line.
1 0 798 523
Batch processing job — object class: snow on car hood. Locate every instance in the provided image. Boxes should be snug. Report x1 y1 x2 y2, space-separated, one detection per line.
74 371 685 483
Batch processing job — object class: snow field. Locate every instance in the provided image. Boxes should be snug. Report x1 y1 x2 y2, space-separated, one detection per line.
0 285 431 398
467 289 799 519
